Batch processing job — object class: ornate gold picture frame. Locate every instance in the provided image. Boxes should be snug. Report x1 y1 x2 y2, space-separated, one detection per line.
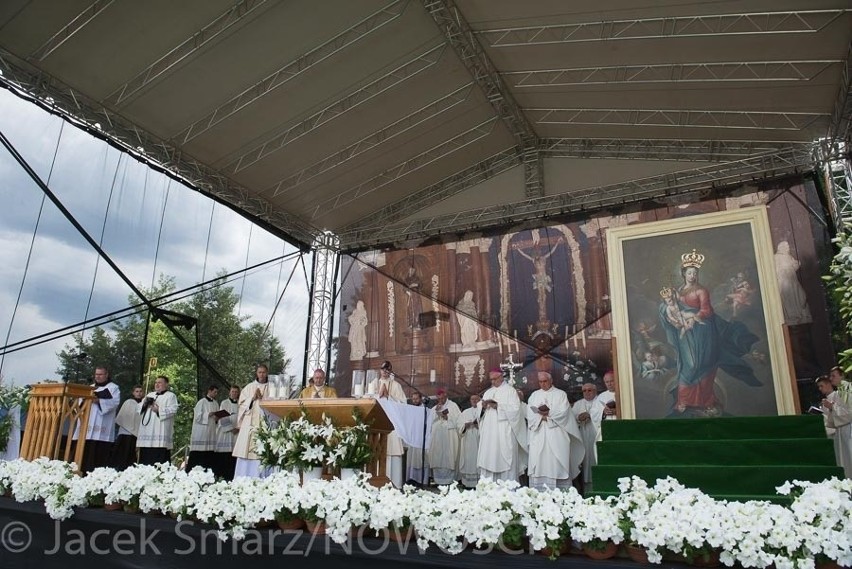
606 206 797 419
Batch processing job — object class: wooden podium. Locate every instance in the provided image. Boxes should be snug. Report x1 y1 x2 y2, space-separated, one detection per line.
19 383 95 471
261 398 393 486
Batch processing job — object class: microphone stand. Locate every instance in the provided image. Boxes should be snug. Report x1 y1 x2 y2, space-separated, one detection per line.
388 370 430 487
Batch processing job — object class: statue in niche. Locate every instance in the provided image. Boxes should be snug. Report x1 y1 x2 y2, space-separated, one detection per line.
773 241 812 326
348 300 368 361
456 290 479 348
403 266 423 330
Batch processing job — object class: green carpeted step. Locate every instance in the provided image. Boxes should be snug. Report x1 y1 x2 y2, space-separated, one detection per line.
590 489 793 505
596 438 836 466
592 465 844 496
601 415 826 441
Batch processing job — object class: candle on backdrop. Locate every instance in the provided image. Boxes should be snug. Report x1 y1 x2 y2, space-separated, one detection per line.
430 370 437 383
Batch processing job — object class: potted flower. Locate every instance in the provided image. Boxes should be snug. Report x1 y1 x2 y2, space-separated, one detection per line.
328 422 372 479
573 496 623 559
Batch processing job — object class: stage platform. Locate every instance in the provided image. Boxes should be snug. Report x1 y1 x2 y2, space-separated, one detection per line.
0 497 685 569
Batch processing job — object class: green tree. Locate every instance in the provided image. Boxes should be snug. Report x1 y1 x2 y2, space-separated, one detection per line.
56 273 290 462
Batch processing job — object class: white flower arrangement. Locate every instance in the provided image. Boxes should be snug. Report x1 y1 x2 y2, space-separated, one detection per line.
0 457 850 566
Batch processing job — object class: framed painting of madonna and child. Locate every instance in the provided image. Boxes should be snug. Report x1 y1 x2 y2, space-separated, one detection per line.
606 206 797 420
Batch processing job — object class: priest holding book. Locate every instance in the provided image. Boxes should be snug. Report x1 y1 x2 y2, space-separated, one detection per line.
73 366 121 473
526 371 584 490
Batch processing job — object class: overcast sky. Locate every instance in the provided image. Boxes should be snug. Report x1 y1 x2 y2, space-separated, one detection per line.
0 88 312 386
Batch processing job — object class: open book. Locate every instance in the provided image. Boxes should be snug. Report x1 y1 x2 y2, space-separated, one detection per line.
94 388 113 399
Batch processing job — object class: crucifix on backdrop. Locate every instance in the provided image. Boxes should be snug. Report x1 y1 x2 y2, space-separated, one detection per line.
500 353 523 386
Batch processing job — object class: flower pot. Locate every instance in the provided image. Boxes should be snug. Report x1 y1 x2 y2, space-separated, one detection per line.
583 540 618 560
625 543 650 565
103 502 123 511
305 520 327 535
276 517 305 531
690 549 721 567
816 562 841 569
340 467 361 480
123 503 140 514
536 540 570 558
301 466 324 483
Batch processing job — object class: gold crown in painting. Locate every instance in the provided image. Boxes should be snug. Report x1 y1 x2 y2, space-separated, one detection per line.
659 286 676 300
681 249 705 269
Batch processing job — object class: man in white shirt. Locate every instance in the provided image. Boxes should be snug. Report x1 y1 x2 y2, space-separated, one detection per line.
214 385 240 480
137 375 179 465
233 365 272 478
405 392 431 485
110 385 143 471
367 360 406 486
74 366 121 473
458 394 481 488
572 383 605 492
428 388 460 485
820 375 852 477
597 370 618 425
527 371 585 490
187 385 220 472
477 368 524 482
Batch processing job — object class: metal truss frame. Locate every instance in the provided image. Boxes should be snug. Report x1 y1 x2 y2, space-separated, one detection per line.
422 0 544 197
338 147 815 250
503 60 842 88
527 108 827 131
477 10 848 47
104 0 270 107
830 40 852 142
264 82 474 198
339 146 520 235
223 42 447 175
175 0 409 144
30 0 116 61
541 138 814 161
310 117 498 219
306 232 339 378
0 49 320 249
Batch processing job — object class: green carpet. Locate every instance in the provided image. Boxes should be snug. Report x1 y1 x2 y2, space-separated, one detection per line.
592 415 843 502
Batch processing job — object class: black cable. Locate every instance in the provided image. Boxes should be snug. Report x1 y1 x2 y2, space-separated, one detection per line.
0 250 302 356
82 149 123 345
0 121 64 378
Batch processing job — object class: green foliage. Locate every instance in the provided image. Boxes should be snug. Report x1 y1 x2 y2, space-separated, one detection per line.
823 230 852 371
56 273 290 456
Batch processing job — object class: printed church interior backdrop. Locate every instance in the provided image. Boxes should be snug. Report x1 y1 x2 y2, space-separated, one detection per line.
335 176 835 415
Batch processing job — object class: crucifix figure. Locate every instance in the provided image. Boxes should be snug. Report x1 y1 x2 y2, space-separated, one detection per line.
500 353 523 386
511 229 563 325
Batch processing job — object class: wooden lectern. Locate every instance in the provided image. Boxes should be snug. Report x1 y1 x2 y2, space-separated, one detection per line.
261 398 393 487
19 383 95 471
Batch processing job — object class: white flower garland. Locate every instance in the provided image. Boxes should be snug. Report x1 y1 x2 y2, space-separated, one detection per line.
0 459 849 566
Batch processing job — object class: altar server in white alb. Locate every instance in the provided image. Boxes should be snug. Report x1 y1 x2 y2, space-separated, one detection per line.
428 388 461 485
110 385 144 470
457 394 481 488
820 374 852 478
526 371 585 490
214 385 240 480
232 365 272 478
367 361 407 487
137 375 179 465
478 368 525 482
186 385 220 472
405 392 430 485
74 366 121 473
573 383 605 490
